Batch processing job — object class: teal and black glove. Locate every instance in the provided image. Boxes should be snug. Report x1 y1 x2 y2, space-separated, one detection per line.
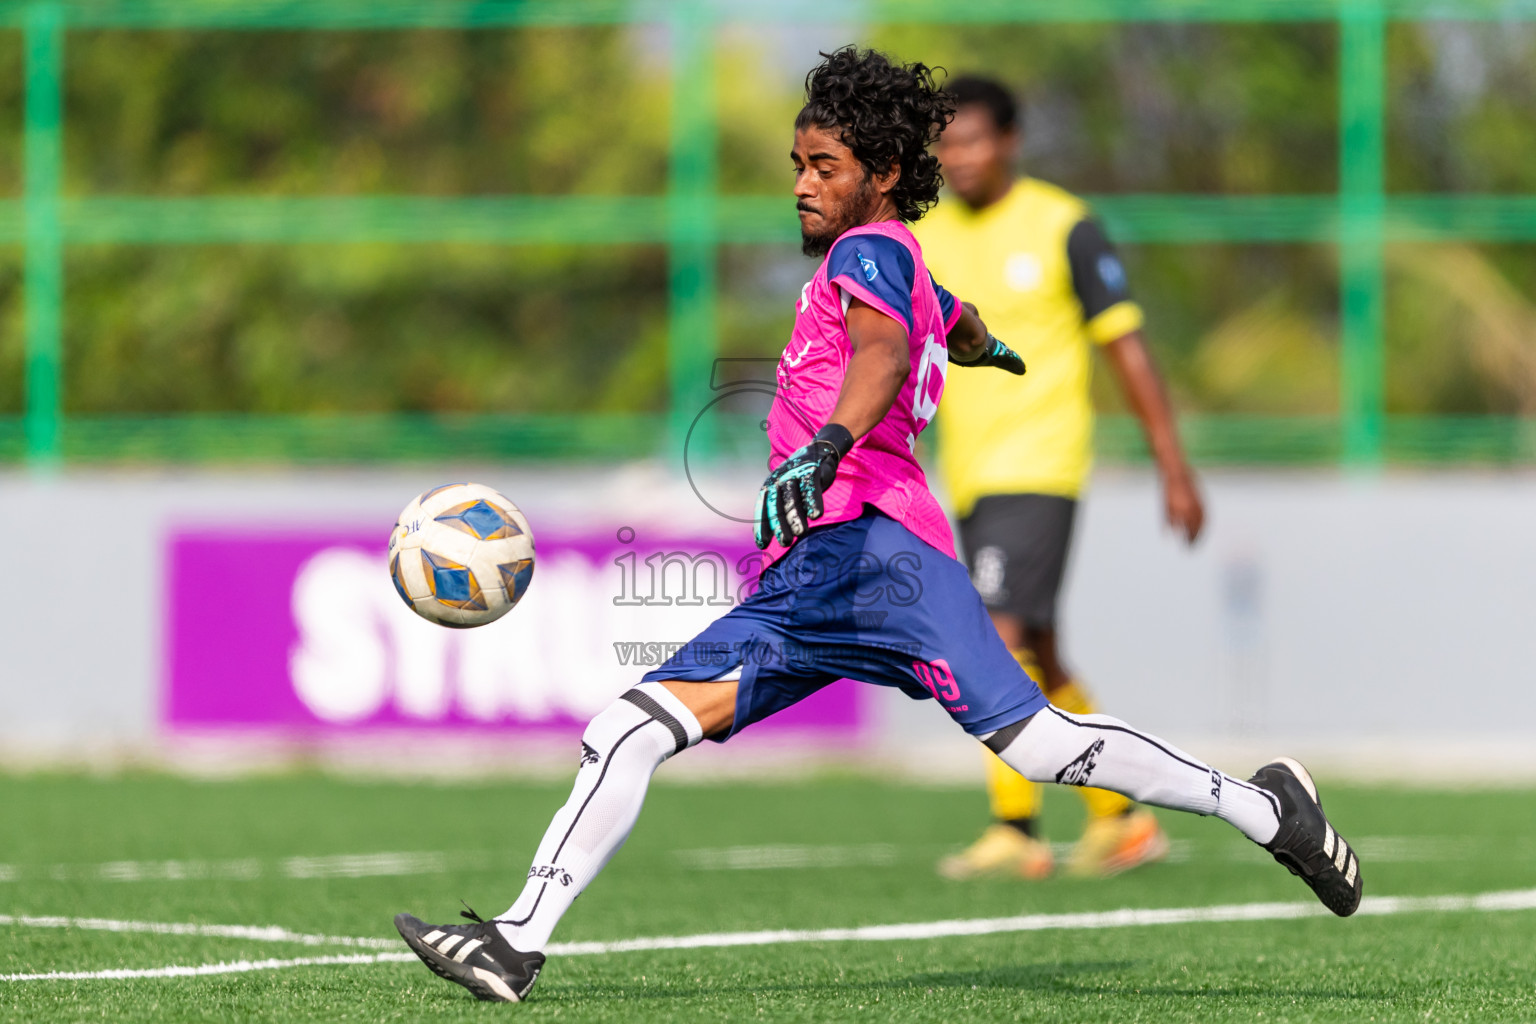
954 334 1026 376
754 423 855 549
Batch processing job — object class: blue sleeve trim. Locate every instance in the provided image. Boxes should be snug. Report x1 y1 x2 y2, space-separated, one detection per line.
827 233 915 332
929 272 960 331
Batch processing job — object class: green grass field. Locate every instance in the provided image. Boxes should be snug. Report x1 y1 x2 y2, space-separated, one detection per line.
2 771 1534 1023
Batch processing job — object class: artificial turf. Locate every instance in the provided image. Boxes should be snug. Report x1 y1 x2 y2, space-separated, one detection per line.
2 771 1533 1022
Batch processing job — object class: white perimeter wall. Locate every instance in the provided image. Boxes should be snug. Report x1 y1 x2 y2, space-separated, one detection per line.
1 464 1532 778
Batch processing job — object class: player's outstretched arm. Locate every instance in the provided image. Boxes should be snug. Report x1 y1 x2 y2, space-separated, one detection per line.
754 296 910 549
1102 329 1204 543
947 301 1026 375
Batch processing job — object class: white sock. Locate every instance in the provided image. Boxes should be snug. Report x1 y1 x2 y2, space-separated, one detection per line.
495 682 703 952
990 706 1281 845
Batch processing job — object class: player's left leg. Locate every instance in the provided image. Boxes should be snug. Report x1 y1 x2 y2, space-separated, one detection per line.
1024 626 1169 878
982 706 1362 915
946 500 1060 878
952 496 1164 879
945 666 1362 914
937 636 1053 880
915 520 1362 916
395 677 720 1002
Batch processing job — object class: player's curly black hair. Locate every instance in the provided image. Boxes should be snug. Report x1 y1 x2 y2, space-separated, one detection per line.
795 46 955 223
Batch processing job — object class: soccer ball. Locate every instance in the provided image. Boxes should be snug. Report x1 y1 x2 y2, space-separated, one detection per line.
388 483 536 628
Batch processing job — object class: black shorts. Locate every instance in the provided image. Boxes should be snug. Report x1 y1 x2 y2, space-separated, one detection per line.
957 494 1077 629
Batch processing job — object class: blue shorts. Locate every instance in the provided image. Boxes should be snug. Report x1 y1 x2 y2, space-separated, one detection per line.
641 509 1048 740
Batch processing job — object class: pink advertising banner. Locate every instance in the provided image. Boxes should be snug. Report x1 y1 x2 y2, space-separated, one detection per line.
164 527 862 738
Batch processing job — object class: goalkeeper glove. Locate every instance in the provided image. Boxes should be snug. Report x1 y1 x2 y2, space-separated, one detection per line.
953 334 1026 375
754 423 855 550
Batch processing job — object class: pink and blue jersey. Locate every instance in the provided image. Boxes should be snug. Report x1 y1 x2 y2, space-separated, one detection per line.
641 218 1048 739
765 220 963 566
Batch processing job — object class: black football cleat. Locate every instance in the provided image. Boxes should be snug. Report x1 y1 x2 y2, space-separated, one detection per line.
1247 757 1363 917
395 907 546 1002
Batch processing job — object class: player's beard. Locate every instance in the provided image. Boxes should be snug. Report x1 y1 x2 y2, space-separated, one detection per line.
800 170 880 258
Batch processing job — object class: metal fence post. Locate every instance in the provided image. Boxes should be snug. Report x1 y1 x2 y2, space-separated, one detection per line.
23 2 65 468
1339 0 1386 466
666 1 719 461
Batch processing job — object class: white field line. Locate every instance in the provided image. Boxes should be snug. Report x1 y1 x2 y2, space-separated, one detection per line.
675 844 901 870
0 953 417 982
282 852 449 879
546 886 1536 955
0 914 398 949
0 851 452 884
4 886 1536 983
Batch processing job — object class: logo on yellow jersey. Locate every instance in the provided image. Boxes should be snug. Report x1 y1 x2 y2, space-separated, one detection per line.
1004 252 1042 292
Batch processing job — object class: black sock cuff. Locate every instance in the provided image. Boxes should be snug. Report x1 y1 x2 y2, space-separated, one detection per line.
983 713 1035 754
619 689 690 755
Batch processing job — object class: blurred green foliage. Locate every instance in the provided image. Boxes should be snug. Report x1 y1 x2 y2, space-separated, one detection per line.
0 33 20 195
63 243 669 415
66 28 668 195
1 19 1535 426
10 26 675 417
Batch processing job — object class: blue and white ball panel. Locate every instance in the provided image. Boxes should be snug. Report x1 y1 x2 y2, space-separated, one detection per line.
433 498 526 541
498 558 536 605
420 549 488 612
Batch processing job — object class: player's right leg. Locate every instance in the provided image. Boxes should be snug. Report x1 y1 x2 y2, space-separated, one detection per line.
982 708 1363 915
394 556 804 1002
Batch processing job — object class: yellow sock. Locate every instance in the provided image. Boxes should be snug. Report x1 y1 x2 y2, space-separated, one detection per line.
1048 679 1134 820
1011 645 1042 682
983 647 1045 822
984 745 1042 820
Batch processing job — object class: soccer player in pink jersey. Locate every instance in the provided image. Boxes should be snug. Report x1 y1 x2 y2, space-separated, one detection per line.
395 47 1363 1003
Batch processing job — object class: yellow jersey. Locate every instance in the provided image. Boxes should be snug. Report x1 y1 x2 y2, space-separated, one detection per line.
914 177 1143 513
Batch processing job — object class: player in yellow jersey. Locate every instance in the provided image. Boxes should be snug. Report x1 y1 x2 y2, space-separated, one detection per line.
916 76 1206 880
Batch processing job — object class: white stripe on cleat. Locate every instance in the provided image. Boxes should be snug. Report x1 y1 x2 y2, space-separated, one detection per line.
471 966 517 1002
1273 757 1318 802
